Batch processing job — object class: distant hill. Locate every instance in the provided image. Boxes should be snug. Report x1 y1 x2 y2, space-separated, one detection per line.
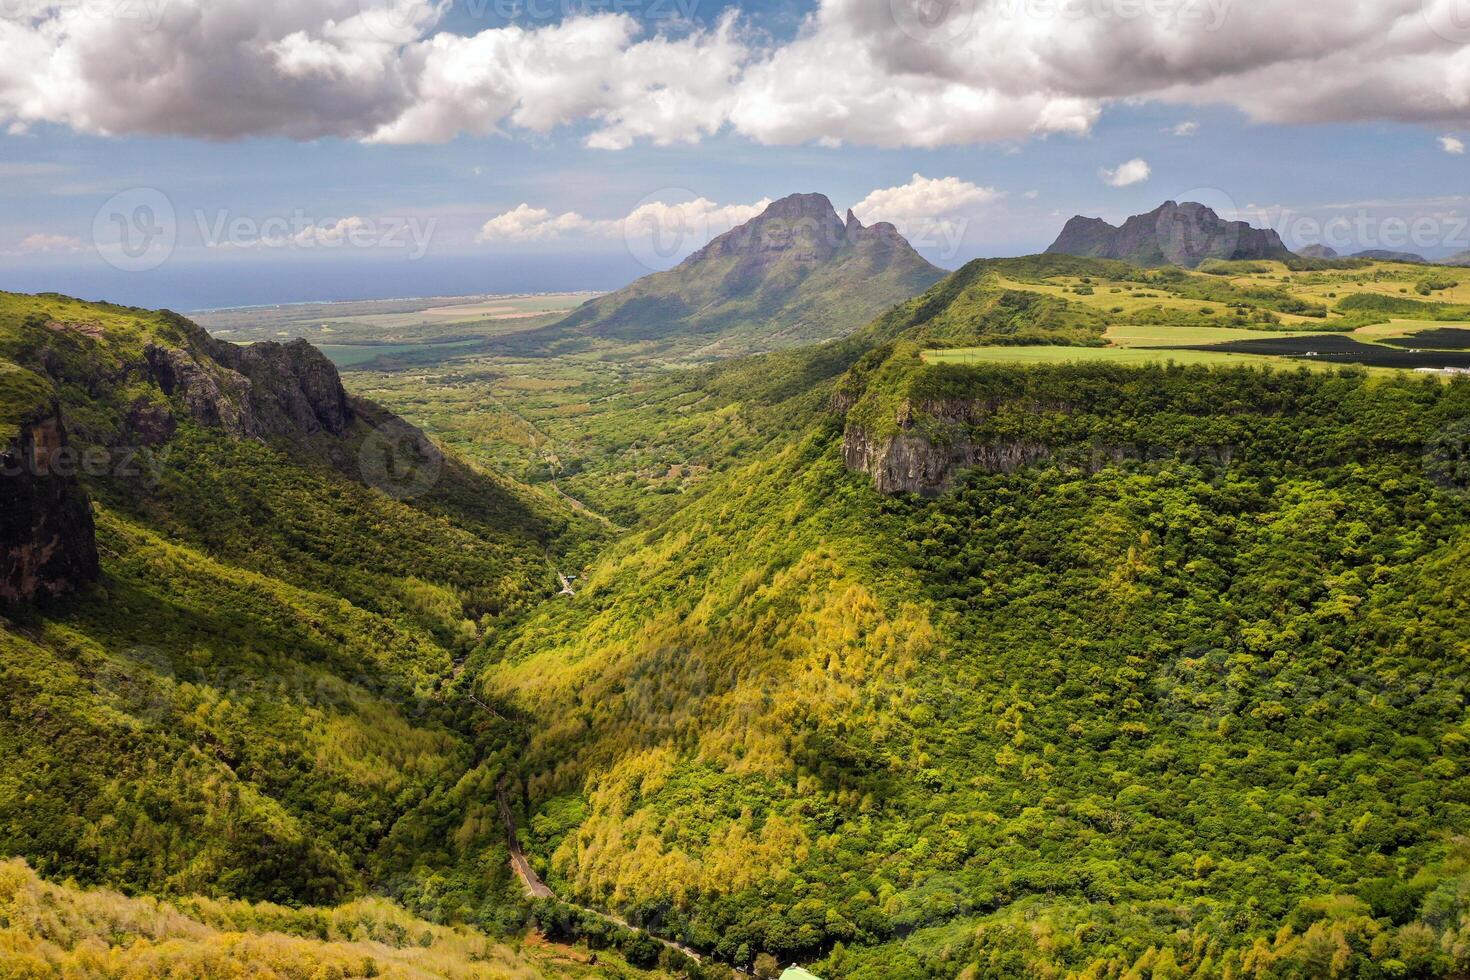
524 193 944 358
1046 201 1294 268
1447 251 1470 267
1297 244 1339 259
1352 249 1427 263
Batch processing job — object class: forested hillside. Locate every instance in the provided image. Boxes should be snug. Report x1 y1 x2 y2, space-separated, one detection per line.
0 291 685 975
0 857 659 977
474 263 1470 977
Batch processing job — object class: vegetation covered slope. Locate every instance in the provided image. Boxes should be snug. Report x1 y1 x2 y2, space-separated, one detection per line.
0 291 615 955
472 258 1470 977
0 857 657 978
511 193 944 359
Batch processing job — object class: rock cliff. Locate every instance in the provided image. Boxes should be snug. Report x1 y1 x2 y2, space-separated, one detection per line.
1 300 359 602
0 409 100 602
838 394 1057 496
143 336 354 440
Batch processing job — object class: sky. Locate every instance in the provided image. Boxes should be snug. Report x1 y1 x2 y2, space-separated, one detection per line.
3 0 1470 310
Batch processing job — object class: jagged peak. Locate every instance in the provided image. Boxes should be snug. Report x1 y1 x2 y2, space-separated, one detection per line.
757 192 840 222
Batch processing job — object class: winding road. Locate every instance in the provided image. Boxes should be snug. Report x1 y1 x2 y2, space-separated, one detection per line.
495 778 715 968
498 783 554 899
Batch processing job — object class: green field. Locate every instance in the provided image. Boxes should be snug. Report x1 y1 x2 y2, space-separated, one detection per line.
316 337 489 368
1102 323 1325 346
921 344 1344 370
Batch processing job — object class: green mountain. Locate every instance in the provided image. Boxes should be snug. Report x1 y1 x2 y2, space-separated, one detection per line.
1046 201 1294 268
471 257 1470 977
1352 249 1428 263
521 193 945 358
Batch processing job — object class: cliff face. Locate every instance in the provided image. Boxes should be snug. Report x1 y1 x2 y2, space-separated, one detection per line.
0 411 100 602
837 370 1258 497
0 302 360 603
143 337 354 440
839 396 1055 496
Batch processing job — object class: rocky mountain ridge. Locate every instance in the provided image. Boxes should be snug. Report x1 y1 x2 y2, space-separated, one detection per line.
1046 201 1294 268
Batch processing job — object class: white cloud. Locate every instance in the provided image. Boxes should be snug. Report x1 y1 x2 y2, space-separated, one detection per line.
476 205 598 243
15 233 85 253
2 0 1469 149
726 7 1099 148
368 13 746 147
851 174 1001 225
1441 135 1466 154
1102 158 1152 187
1173 121 1200 136
0 2 743 147
476 197 771 246
848 173 1000 251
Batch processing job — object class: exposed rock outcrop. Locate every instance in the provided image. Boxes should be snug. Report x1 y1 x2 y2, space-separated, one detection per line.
1046 201 1293 268
220 339 355 437
143 343 257 436
840 397 1058 496
840 393 1243 496
0 411 100 602
142 337 354 440
842 421 1053 496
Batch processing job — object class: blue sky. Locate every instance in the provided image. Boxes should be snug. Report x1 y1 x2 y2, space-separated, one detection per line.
2 0 1468 309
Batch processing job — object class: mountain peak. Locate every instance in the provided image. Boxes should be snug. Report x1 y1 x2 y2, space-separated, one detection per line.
539 191 945 354
760 192 839 220
1046 201 1293 268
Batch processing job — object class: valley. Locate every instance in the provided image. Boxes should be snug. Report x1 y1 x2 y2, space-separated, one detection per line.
12 0 1470 974
5 198 1470 978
